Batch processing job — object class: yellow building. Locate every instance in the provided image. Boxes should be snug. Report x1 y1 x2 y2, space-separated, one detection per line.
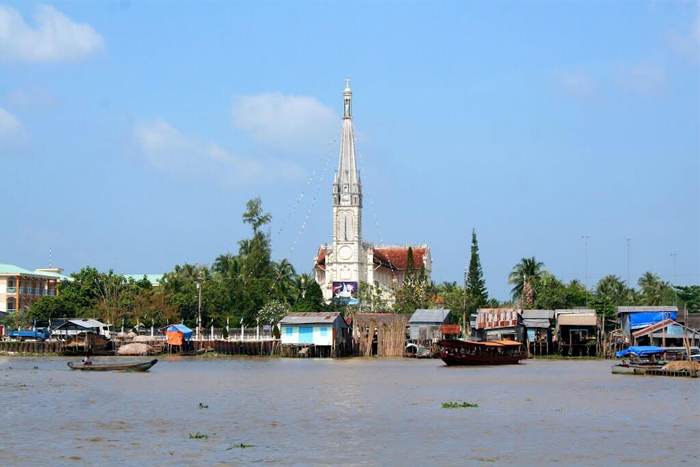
0 264 70 314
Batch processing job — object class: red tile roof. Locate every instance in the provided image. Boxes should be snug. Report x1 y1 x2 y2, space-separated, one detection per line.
315 246 427 271
373 247 427 271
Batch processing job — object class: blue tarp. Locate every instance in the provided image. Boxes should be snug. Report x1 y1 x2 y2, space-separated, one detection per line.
629 311 676 329
616 346 667 358
166 324 193 341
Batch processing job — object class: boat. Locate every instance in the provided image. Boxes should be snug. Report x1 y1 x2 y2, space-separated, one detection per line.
178 348 206 357
611 346 666 375
67 359 158 372
439 339 527 366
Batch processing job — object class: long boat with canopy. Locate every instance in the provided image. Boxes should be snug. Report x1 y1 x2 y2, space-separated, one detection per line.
439 339 527 366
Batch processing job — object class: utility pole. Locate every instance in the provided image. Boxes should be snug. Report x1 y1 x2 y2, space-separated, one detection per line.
463 267 468 339
197 282 202 341
581 236 590 306
624 238 631 287
671 253 678 306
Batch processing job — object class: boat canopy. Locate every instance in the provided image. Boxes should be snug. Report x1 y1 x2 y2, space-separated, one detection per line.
440 339 522 348
615 346 666 358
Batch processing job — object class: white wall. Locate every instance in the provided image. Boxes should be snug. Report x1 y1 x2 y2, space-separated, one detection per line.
281 324 334 346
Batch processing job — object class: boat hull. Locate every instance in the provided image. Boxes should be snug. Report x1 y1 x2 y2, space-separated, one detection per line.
67 359 158 372
441 353 526 366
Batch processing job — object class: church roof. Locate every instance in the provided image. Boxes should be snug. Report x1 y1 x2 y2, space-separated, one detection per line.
314 245 428 271
372 247 428 271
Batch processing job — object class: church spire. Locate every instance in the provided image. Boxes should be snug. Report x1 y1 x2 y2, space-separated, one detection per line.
334 77 361 207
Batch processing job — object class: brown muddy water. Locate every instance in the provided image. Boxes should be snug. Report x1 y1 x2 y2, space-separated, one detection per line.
0 356 698 466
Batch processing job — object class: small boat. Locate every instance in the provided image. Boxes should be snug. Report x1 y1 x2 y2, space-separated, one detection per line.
67 359 158 372
178 348 206 357
440 339 527 366
612 346 666 375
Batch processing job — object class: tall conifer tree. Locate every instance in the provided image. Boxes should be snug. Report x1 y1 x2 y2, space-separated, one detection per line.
466 229 488 314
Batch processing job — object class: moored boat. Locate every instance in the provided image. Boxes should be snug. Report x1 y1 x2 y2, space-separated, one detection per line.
67 359 158 372
440 339 527 366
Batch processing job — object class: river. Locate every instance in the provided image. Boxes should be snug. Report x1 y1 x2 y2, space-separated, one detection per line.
0 356 698 466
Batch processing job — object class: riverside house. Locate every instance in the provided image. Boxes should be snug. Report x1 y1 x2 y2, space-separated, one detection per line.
279 312 351 357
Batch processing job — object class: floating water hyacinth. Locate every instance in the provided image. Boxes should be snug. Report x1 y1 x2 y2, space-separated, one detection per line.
441 401 478 409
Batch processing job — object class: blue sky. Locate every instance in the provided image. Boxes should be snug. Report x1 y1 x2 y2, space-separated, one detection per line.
1 1 698 300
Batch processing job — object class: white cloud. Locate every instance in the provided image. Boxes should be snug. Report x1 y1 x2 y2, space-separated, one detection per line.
0 5 105 63
0 106 29 152
134 119 304 188
557 71 596 98
614 62 667 95
232 93 338 154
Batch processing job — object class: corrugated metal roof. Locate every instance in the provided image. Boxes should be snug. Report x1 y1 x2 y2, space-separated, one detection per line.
409 309 451 323
616 306 678 314
523 310 554 319
555 308 596 316
523 318 550 328
558 314 597 326
280 312 347 326
54 318 108 330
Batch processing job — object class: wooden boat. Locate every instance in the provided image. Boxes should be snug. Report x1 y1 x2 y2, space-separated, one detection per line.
440 339 527 366
178 348 206 357
67 359 158 372
611 364 698 378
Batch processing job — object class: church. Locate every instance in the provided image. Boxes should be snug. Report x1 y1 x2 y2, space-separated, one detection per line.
314 79 432 304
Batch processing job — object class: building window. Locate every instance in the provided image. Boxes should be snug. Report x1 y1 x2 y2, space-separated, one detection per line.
7 278 15 288
285 327 293 335
319 327 328 337
7 297 16 312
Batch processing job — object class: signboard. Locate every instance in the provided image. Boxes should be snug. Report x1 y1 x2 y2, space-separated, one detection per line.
333 281 359 305
476 308 520 330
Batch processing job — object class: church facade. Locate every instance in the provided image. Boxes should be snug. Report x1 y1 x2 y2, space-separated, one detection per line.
314 79 432 304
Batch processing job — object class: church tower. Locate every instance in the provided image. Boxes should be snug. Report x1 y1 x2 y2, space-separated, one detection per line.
331 78 363 289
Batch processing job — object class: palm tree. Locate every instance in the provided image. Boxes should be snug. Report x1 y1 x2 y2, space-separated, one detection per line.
213 253 241 278
638 271 671 305
595 275 629 305
508 257 545 304
272 259 297 303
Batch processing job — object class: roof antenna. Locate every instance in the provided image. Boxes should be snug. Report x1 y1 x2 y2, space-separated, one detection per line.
49 247 52 268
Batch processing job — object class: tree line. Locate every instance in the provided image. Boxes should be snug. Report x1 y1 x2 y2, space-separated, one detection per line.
7 197 698 331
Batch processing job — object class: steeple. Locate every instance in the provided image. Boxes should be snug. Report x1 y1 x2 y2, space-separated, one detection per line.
333 77 362 207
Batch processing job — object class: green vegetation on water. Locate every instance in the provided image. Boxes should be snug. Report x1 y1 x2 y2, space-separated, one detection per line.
227 443 254 449
441 401 479 409
189 432 208 439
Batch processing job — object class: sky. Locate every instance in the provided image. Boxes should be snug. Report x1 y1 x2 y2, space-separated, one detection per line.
0 0 698 301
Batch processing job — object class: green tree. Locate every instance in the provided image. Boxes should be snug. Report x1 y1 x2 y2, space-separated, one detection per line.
393 247 433 314
638 271 674 305
595 275 630 305
676 285 700 313
242 196 272 235
508 257 545 307
466 229 488 315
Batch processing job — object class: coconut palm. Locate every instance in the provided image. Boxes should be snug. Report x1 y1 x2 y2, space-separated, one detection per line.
638 271 672 305
212 253 241 278
508 257 545 304
595 275 629 305
272 259 297 303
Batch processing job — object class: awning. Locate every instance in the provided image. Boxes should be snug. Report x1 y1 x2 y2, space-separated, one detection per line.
558 314 597 326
